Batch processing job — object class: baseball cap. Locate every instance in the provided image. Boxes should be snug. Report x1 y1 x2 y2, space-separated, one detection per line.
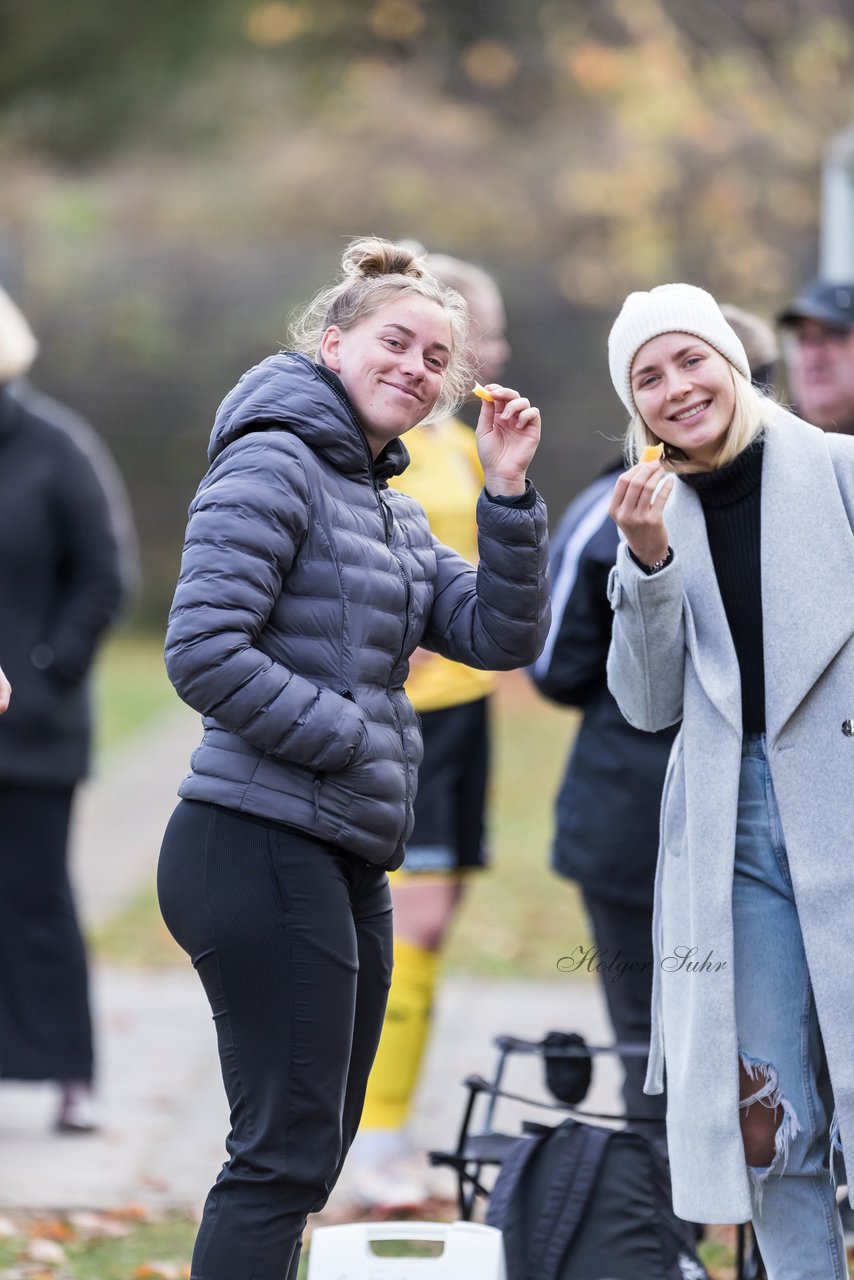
777 279 854 331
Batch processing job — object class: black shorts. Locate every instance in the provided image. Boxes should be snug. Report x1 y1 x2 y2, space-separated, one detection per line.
402 696 491 874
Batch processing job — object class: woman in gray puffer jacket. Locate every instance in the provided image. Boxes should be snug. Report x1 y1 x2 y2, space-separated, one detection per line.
157 237 550 1280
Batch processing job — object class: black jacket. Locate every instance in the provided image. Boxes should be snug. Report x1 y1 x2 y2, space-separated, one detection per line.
531 466 678 907
0 381 133 786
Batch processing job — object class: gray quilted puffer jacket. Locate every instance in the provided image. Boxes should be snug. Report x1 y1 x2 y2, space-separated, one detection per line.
165 353 550 867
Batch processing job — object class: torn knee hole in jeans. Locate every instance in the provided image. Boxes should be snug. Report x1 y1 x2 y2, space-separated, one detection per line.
739 1051 802 1206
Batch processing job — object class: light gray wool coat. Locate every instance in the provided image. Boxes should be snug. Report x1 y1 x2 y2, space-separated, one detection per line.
606 406 854 1224
165 354 550 869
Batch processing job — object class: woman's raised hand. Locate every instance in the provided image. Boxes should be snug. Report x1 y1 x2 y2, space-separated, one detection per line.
474 384 541 498
607 460 675 568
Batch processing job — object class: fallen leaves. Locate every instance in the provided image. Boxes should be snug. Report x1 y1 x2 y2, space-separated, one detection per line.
0 1208 194 1279
65 1212 132 1240
23 1243 66 1266
132 1266 190 1279
26 1225 72 1244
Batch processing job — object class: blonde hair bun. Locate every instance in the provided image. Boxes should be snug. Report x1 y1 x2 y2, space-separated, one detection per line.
341 236 427 282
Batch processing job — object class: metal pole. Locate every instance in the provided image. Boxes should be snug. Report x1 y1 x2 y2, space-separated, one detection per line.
820 124 854 281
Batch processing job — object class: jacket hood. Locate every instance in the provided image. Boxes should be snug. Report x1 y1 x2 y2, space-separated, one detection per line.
208 352 409 483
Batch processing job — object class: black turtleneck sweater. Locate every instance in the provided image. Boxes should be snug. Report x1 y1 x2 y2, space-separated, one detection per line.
680 438 765 733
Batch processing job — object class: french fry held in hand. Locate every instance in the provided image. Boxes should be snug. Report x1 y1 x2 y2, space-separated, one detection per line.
640 442 664 463
472 382 494 402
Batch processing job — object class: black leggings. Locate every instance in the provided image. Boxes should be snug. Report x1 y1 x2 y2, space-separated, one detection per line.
157 800 393 1280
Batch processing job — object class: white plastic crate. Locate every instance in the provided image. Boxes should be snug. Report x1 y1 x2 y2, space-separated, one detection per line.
306 1220 507 1279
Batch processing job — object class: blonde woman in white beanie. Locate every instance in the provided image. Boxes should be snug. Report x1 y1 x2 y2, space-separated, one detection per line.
0 664 9 714
605 283 854 1277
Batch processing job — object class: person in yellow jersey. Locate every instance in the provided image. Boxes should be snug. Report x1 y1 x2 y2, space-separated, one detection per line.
348 248 511 1206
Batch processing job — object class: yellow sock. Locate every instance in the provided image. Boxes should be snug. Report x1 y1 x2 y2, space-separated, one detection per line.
361 939 439 1132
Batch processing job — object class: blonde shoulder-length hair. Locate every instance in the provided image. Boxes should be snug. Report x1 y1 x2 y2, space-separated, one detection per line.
625 367 769 474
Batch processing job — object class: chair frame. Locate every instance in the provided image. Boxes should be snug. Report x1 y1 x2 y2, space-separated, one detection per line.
426 1032 649 1221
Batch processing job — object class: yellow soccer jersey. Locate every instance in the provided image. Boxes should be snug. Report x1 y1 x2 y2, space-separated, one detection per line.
389 418 497 712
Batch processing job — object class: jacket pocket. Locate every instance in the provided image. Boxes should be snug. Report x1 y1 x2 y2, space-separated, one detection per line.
316 719 407 850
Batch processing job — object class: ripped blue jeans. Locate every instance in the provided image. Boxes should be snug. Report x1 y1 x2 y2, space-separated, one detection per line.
733 735 846 1279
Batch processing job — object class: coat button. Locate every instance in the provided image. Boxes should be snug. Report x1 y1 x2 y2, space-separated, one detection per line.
843 720 854 737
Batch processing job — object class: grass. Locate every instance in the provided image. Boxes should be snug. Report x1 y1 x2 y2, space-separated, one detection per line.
5 1210 831 1278
0 1211 199 1280
0 1212 307 1278
89 880 184 967
92 628 180 755
444 672 591 979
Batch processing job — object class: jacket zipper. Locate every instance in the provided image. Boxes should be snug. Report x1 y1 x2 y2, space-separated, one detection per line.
322 371 415 855
332 384 412 855
375 482 414 853
303 371 417 860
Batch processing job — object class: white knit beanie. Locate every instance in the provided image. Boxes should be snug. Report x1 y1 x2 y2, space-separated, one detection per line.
608 283 750 416
0 285 38 383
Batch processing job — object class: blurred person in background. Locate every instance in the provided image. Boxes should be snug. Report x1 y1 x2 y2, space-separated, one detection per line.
531 303 777 1156
0 666 10 714
349 247 511 1206
777 279 854 433
0 282 134 1131
157 237 548 1280
720 305 779 393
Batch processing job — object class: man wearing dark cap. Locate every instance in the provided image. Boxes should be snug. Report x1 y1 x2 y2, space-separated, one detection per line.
778 280 854 434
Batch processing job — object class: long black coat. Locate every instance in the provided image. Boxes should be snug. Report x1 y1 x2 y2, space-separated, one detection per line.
0 381 132 786
531 466 677 907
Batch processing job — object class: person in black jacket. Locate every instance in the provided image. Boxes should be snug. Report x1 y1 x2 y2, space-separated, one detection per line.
531 471 675 1144
531 305 778 1147
0 282 133 1132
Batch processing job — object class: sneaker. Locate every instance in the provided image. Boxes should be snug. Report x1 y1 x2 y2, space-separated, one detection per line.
343 1130 432 1210
350 1163 431 1211
56 1081 101 1134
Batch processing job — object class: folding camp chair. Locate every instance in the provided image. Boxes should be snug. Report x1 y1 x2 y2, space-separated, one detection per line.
426 1030 651 1221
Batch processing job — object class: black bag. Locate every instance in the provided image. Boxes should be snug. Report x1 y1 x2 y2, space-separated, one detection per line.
486 1116 708 1280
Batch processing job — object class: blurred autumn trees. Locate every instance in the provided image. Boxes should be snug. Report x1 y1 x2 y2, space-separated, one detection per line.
1 0 853 614
3 0 854 301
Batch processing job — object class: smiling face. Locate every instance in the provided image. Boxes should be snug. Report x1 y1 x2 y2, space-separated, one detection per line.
631 332 737 467
320 293 452 456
